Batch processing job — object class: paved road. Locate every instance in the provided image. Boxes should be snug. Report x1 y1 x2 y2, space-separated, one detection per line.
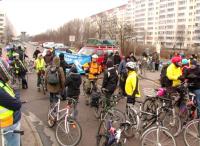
20 43 185 146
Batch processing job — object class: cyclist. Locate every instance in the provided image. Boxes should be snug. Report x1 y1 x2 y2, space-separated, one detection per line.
125 61 141 105
65 65 82 119
166 56 183 87
59 53 70 77
33 47 41 59
16 46 28 63
0 58 22 146
11 53 28 89
181 58 190 76
118 56 130 96
83 54 102 105
113 51 121 66
34 53 46 91
45 56 65 104
44 50 53 66
184 60 200 117
102 60 118 107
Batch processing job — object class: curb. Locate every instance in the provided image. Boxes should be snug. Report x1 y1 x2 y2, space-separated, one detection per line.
22 113 43 146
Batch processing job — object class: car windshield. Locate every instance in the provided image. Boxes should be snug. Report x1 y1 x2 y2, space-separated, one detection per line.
78 47 95 55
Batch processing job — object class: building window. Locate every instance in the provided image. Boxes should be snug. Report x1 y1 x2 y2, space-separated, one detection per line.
168 8 174 12
0 28 3 31
0 14 4 17
190 6 193 9
179 7 186 10
178 19 186 22
178 13 185 16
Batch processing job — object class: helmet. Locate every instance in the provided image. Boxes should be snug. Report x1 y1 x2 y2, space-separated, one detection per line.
13 53 19 57
182 59 189 65
171 56 182 64
92 54 98 59
126 61 137 70
157 88 166 97
0 58 11 82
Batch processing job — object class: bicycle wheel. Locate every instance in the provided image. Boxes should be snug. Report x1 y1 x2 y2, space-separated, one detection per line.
142 97 159 120
56 118 82 146
103 108 125 129
184 119 200 146
141 127 177 146
41 79 46 95
162 109 181 137
123 108 138 138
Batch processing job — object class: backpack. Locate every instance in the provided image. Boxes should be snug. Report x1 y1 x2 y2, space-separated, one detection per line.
160 64 172 87
47 66 60 85
90 90 101 107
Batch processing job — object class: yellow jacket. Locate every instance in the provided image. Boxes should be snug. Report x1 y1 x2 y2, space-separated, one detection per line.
35 58 46 73
83 61 102 79
166 63 182 87
125 71 141 98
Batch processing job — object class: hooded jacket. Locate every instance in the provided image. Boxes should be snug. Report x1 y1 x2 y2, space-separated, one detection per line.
65 67 82 97
45 57 65 93
102 67 118 93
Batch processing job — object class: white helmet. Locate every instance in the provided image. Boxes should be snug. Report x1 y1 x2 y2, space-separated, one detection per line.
126 61 137 70
92 54 98 59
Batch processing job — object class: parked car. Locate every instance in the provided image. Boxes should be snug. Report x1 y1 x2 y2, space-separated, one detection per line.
42 42 55 48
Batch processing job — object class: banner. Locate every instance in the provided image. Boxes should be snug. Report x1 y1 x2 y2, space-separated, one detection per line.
55 50 91 73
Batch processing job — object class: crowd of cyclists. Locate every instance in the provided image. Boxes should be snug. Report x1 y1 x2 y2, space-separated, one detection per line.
0 42 200 146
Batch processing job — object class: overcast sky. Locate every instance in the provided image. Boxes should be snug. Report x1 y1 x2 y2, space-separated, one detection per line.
0 0 127 36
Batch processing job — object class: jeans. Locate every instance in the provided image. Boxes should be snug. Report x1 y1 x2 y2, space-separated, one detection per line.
3 122 20 146
50 93 59 104
193 89 200 118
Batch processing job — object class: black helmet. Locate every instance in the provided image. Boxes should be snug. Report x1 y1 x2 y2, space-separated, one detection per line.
0 58 11 82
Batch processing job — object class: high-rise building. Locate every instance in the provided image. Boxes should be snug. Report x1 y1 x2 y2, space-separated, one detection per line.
0 11 5 40
89 0 200 49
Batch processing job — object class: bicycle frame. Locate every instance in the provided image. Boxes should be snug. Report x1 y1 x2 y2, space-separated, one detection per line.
49 99 70 122
126 102 162 135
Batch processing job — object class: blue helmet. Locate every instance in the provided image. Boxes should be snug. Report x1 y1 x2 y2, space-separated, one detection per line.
182 59 189 65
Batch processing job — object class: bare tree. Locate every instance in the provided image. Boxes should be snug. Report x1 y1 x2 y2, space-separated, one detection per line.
4 17 15 44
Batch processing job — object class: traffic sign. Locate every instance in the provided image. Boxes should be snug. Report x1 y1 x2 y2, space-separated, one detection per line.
69 35 75 42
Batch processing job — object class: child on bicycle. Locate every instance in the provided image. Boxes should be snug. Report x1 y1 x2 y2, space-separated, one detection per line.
125 61 141 105
65 65 82 119
102 60 118 107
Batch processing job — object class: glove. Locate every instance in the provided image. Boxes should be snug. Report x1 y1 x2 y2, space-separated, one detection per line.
178 76 185 81
127 96 135 105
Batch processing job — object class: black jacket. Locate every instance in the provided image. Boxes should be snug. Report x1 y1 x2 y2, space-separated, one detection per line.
0 81 21 124
102 67 118 93
185 65 200 91
65 72 82 97
60 60 69 76
114 55 121 65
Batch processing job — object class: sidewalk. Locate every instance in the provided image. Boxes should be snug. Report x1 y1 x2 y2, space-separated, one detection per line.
21 113 43 146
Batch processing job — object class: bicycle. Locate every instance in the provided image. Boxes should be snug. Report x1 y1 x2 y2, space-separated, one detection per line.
123 100 177 146
93 89 124 121
0 129 24 146
47 96 82 146
96 120 128 146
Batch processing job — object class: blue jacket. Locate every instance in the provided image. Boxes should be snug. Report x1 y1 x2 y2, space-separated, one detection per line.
0 87 21 124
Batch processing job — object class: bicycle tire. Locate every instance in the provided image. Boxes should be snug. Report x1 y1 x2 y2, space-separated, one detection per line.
142 97 160 120
184 119 200 146
123 107 138 138
103 108 125 129
93 99 104 119
141 126 177 146
56 118 82 146
162 109 181 137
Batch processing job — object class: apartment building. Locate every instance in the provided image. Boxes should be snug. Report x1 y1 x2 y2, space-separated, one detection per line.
89 0 200 49
0 11 5 38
